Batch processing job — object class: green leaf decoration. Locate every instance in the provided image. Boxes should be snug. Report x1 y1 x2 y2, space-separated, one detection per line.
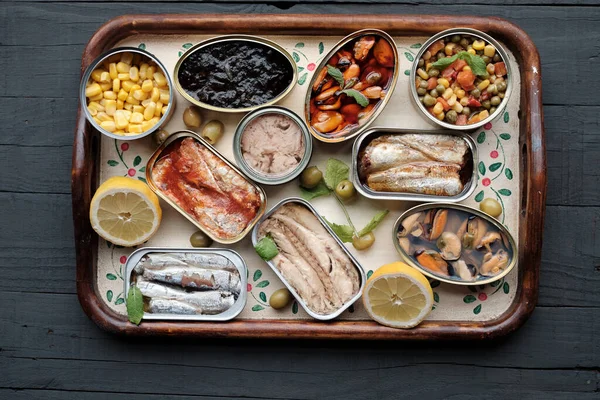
107 160 119 167
292 301 299 314
256 281 270 288
324 158 349 190
292 52 300 63
106 290 113 302
430 279 440 288
318 42 324 54
115 298 125 306
503 112 509 123
430 52 487 76
357 210 389 237
503 282 510 294
300 180 330 200
259 292 267 302
297 66 304 73
478 161 486 176
475 190 484 202
106 273 117 281
490 280 500 287
252 305 264 312
182 43 193 49
340 89 369 107
477 131 486 144
473 304 482 314
298 72 308 85
489 162 502 172
133 155 142 167
463 294 476 303
433 292 439 303
126 286 144 325
138 43 146 50
253 270 262 282
404 52 414 62
498 188 512 196
178 51 183 57
323 217 354 243
499 133 511 140
326 65 344 87
404 69 411 76
410 43 422 49
137 177 147 183
505 168 513 180
366 270 373 279
138 166 146 173
295 42 305 48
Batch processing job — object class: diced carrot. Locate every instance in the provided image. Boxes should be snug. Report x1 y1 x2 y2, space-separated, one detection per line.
436 97 450 111
426 77 438 90
467 97 481 108
428 40 445 56
456 114 468 126
457 70 476 91
450 59 468 71
494 62 507 76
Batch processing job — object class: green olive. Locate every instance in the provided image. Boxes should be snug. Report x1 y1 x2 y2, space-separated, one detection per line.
445 110 458 124
183 106 202 129
335 180 355 200
490 96 502 106
423 94 436 107
352 232 375 250
201 120 225 144
428 68 440 77
190 230 213 247
480 198 503 218
152 129 170 146
300 166 323 189
417 87 427 96
269 288 292 309
496 81 507 92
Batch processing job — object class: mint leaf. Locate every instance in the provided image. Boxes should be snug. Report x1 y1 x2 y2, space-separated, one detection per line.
340 89 369 107
326 65 344 87
300 180 330 200
431 53 459 70
255 235 279 261
324 158 349 190
357 210 389 237
126 286 144 325
463 52 487 76
323 217 354 243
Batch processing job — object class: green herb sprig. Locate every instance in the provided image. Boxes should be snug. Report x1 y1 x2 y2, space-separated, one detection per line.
431 51 487 76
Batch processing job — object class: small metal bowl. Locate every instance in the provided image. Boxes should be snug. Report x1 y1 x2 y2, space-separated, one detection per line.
410 28 513 131
174 35 297 113
80 47 175 140
392 203 518 286
233 106 313 185
304 29 400 143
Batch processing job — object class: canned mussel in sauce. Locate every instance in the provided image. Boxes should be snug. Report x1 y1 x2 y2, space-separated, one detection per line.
393 203 517 286
352 128 478 202
146 131 267 244
124 247 248 321
251 198 366 320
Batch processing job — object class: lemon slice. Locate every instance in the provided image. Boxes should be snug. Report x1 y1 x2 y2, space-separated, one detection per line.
363 262 433 329
90 176 162 247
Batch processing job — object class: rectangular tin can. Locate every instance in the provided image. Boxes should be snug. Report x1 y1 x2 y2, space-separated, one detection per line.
251 197 366 321
124 247 248 321
146 130 267 244
351 127 478 202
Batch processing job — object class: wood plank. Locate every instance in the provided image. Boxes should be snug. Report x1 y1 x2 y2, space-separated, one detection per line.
1 3 600 107
0 390 269 400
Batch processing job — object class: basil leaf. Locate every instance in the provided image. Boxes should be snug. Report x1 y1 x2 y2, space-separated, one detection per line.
431 53 459 70
326 65 344 87
324 158 349 191
357 210 389 237
299 180 331 200
340 89 369 107
323 217 354 243
126 286 144 325
254 235 279 261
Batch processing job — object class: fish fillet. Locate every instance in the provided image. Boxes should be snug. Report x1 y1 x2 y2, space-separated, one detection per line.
142 266 241 295
139 253 237 272
146 298 203 315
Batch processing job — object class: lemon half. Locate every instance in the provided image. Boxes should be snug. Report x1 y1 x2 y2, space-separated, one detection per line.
90 176 162 247
363 262 433 329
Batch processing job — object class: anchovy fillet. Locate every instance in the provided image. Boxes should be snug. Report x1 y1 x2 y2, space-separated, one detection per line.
142 265 241 295
139 253 238 272
146 298 203 315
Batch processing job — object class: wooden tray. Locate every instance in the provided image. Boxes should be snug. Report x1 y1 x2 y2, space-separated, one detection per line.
72 14 546 340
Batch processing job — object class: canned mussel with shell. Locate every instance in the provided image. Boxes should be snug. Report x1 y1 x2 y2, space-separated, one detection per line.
145 131 266 244
394 203 517 286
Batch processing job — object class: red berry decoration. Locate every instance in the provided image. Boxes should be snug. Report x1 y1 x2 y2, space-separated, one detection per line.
490 150 499 159
128 168 136 176
119 256 127 264
482 177 491 187
121 143 129 151
484 122 492 130
307 63 316 72
247 283 252 292
478 293 488 301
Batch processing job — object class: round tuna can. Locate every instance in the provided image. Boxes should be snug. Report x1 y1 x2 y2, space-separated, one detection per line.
233 106 313 185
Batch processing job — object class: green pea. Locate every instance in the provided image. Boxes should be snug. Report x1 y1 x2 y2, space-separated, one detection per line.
489 106 497 115
496 81 507 92
482 100 491 109
423 94 436 107
493 54 501 62
435 84 446 94
445 110 458 124
459 38 469 48
428 68 440 77
419 80 429 89
471 88 481 98
462 106 471 116
437 52 445 60
418 59 424 67
490 96 501 106
482 55 490 64
418 96 425 104
429 89 439 98
417 87 427 96
451 35 461 43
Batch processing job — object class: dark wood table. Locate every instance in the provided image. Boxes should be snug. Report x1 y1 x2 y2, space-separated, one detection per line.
1 1 598 398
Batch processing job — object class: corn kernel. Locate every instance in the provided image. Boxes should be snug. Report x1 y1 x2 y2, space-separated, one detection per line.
124 103 133 111
467 48 476 55
139 63 149 80
87 106 98 116
111 78 120 92
109 63 118 80
115 130 125 134
154 101 163 117
132 105 144 114
159 91 170 104
147 66 156 79
114 110 129 129
128 124 143 134
89 93 103 102
100 82 111 91
126 96 140 105
103 91 117 100
130 84 141 92
141 121 153 132
120 52 133 64
91 69 106 82
141 99 152 108
453 102 463 113
144 102 156 120
472 40 485 51
456 89 466 99
130 112 144 124
417 68 429 80
479 110 490 119
118 73 130 81
88 101 104 112
489 75 496 83
100 72 111 83
442 88 454 100
162 105 168 115
151 87 160 103
116 61 130 73
484 45 496 57
121 80 135 92
97 112 112 122
93 117 102 124
142 79 154 93
129 66 139 81
460 97 469 106
444 43 456 56
99 98 106 106
432 102 444 115
117 99 124 110
149 117 160 125
477 79 490 90
100 121 116 132
117 89 129 101
447 94 457 106
463 66 471 72
436 112 445 121
132 89 147 101
435 78 448 89
85 83 102 98
104 100 117 116
153 72 168 87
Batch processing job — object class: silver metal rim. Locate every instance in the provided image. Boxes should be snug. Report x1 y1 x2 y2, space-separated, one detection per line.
392 202 518 286
233 106 313 185
80 46 175 140
409 28 513 131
